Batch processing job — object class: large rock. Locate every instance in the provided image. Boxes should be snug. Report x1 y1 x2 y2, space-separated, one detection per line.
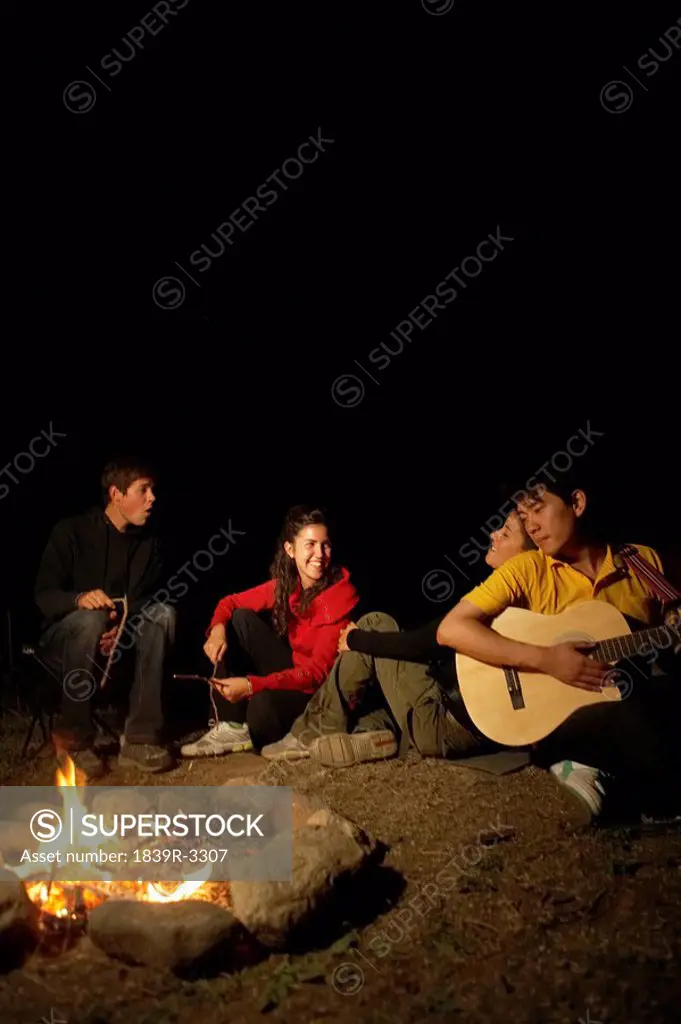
91 790 152 818
0 876 41 971
230 821 374 949
87 898 259 974
222 777 371 837
89 790 155 859
221 774 264 788
222 780 379 947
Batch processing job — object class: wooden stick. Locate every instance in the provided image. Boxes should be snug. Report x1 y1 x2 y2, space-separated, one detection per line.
173 673 219 722
100 595 128 689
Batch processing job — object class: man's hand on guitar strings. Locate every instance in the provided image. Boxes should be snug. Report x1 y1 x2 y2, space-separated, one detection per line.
540 641 611 692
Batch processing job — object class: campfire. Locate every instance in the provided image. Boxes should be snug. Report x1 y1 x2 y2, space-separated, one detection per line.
1 754 377 975
10 752 227 947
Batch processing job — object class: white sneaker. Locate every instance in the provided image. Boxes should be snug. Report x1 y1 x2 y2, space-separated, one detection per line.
180 720 253 758
261 732 314 762
550 760 608 820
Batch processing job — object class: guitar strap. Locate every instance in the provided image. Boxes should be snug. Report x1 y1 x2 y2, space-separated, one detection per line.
613 545 681 648
614 544 681 603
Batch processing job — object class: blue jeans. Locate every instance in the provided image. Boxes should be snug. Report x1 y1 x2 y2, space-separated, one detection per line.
38 603 175 749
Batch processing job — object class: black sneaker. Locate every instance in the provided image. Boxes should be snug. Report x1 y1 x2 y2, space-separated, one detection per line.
118 741 175 773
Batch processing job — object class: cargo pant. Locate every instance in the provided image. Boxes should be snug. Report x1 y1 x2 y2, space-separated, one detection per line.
290 612 489 757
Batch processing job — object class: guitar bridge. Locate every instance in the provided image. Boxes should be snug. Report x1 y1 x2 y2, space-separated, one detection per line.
504 667 525 710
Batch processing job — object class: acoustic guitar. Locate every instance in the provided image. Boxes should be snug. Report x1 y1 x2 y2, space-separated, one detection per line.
455 599 676 747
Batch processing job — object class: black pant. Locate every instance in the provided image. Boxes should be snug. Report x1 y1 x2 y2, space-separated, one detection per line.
214 609 310 751
535 664 681 812
38 604 175 749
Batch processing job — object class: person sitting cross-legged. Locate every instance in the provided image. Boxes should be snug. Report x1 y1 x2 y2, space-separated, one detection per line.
262 511 536 768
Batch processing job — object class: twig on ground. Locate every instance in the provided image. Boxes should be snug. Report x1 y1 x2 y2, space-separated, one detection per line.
461 917 500 934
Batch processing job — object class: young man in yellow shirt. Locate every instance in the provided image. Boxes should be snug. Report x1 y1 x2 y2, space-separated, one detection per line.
436 476 680 822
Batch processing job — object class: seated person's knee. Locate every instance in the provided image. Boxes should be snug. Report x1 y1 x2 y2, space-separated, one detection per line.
356 611 399 633
70 608 110 635
144 602 176 627
230 608 261 636
231 608 259 624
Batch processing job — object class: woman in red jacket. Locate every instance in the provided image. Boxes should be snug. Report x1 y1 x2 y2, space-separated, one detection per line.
180 505 359 757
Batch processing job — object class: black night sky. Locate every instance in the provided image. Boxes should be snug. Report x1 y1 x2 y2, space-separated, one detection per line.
5 0 681 667
2 5 681 1019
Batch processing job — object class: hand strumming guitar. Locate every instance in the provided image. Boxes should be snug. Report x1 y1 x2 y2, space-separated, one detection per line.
539 641 611 692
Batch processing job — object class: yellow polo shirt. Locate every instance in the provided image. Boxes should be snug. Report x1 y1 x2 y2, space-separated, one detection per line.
462 544 663 628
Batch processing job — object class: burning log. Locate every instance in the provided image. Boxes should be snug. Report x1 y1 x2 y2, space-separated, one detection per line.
11 751 214 940
3 757 380 975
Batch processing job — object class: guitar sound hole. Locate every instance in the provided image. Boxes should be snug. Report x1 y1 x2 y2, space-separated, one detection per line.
555 631 596 648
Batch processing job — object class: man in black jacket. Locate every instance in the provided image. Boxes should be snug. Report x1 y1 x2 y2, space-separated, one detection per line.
34 456 175 777
262 511 535 766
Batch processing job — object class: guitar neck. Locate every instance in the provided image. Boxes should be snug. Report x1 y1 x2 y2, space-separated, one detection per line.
590 623 674 662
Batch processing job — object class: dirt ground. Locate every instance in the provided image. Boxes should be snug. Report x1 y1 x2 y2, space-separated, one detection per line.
1 714 681 1024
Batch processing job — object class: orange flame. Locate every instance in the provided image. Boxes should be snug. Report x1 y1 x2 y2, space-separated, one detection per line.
55 752 87 789
144 880 207 903
21 752 213 915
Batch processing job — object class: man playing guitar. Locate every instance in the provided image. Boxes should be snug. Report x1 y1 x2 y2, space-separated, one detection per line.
436 473 681 823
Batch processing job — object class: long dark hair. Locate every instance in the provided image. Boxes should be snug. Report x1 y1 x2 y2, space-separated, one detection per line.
269 505 343 636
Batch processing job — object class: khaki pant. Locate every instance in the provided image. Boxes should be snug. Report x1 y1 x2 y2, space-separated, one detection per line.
291 612 488 757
